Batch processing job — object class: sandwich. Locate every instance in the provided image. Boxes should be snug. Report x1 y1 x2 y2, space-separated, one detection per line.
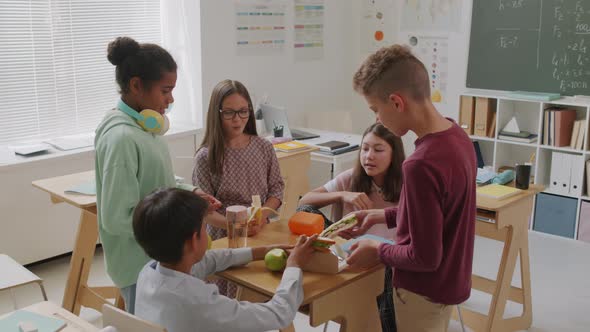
312 237 336 253
320 214 358 238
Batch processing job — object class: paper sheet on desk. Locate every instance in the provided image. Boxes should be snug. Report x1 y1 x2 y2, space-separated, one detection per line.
44 133 94 151
65 180 96 196
0 309 66 332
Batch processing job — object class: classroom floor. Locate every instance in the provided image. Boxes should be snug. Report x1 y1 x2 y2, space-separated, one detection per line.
1 231 589 331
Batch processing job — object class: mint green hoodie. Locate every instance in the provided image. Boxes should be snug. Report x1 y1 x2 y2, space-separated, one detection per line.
95 107 195 288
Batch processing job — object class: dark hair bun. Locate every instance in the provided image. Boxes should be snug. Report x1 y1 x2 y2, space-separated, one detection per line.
107 37 140 66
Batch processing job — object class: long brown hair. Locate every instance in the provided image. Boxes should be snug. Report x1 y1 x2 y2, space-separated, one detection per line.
350 123 405 202
199 79 257 175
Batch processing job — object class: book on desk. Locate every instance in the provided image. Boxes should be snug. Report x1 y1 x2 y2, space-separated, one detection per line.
273 141 309 153
0 309 66 332
316 140 350 152
477 184 522 200
315 144 359 156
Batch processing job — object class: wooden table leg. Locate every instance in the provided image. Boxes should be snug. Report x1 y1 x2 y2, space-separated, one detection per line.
62 207 121 314
517 231 533 328
498 231 532 331
62 208 99 314
486 226 521 332
309 268 384 332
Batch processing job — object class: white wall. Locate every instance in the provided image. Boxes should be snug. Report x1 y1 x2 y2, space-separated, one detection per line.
348 0 474 154
199 1 475 156
199 0 357 133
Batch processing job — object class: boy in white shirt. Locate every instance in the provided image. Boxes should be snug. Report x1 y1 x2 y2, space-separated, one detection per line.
132 188 317 332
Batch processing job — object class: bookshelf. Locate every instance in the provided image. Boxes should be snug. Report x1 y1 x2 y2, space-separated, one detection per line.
461 91 590 242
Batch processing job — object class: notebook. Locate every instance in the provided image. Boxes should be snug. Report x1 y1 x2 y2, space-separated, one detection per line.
317 144 359 155
274 141 309 152
12 144 50 156
477 184 522 200
316 140 350 152
0 310 66 332
65 180 96 196
44 133 94 151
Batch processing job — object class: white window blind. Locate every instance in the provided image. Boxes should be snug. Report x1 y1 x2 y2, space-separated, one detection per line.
0 0 161 144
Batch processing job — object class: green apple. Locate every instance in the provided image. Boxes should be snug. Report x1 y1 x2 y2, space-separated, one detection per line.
207 234 212 250
264 248 288 271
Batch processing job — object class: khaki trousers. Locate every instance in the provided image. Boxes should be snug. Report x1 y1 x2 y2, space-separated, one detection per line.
393 288 452 332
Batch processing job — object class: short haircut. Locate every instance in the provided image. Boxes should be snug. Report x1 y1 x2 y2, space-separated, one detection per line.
133 188 209 264
353 44 430 101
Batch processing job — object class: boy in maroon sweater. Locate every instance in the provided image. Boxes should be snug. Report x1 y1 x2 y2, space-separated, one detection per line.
346 45 476 331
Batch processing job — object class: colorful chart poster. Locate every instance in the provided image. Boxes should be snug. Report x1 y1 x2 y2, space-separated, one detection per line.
235 1 287 56
408 35 449 104
294 0 324 61
361 0 395 53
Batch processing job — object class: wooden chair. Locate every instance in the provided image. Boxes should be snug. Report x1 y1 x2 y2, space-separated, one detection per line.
101 304 167 332
0 254 47 309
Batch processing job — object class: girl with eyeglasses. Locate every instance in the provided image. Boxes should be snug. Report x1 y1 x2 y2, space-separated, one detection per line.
192 79 284 296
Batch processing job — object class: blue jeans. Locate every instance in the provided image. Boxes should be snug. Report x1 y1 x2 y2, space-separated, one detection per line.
119 284 136 314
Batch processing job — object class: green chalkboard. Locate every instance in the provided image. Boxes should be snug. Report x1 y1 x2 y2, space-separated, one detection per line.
467 0 590 96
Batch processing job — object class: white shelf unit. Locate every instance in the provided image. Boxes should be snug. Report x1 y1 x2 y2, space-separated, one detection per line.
463 91 590 242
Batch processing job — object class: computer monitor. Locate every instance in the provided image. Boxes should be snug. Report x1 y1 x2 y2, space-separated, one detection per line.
260 104 319 140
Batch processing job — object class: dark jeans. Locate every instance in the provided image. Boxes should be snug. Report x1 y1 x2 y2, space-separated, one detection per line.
296 205 397 332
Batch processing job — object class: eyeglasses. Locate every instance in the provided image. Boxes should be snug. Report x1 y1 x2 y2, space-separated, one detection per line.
219 108 250 120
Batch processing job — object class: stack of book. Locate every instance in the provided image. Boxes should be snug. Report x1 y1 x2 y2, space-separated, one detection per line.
498 130 538 143
273 141 309 153
315 140 359 155
543 107 579 147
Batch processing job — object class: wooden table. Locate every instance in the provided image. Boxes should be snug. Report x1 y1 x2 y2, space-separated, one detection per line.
0 301 99 331
212 220 385 332
454 186 541 332
30 147 315 314
32 171 123 315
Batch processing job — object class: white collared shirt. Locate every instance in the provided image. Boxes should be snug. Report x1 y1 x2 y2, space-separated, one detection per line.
135 248 303 332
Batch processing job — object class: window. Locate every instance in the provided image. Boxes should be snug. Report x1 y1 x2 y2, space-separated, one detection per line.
0 0 161 144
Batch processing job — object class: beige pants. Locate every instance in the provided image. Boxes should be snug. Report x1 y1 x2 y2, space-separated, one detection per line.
393 288 452 332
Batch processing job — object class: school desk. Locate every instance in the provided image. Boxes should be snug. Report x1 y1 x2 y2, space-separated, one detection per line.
32 171 123 315
456 185 542 332
211 220 385 332
0 301 99 332
31 147 315 314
